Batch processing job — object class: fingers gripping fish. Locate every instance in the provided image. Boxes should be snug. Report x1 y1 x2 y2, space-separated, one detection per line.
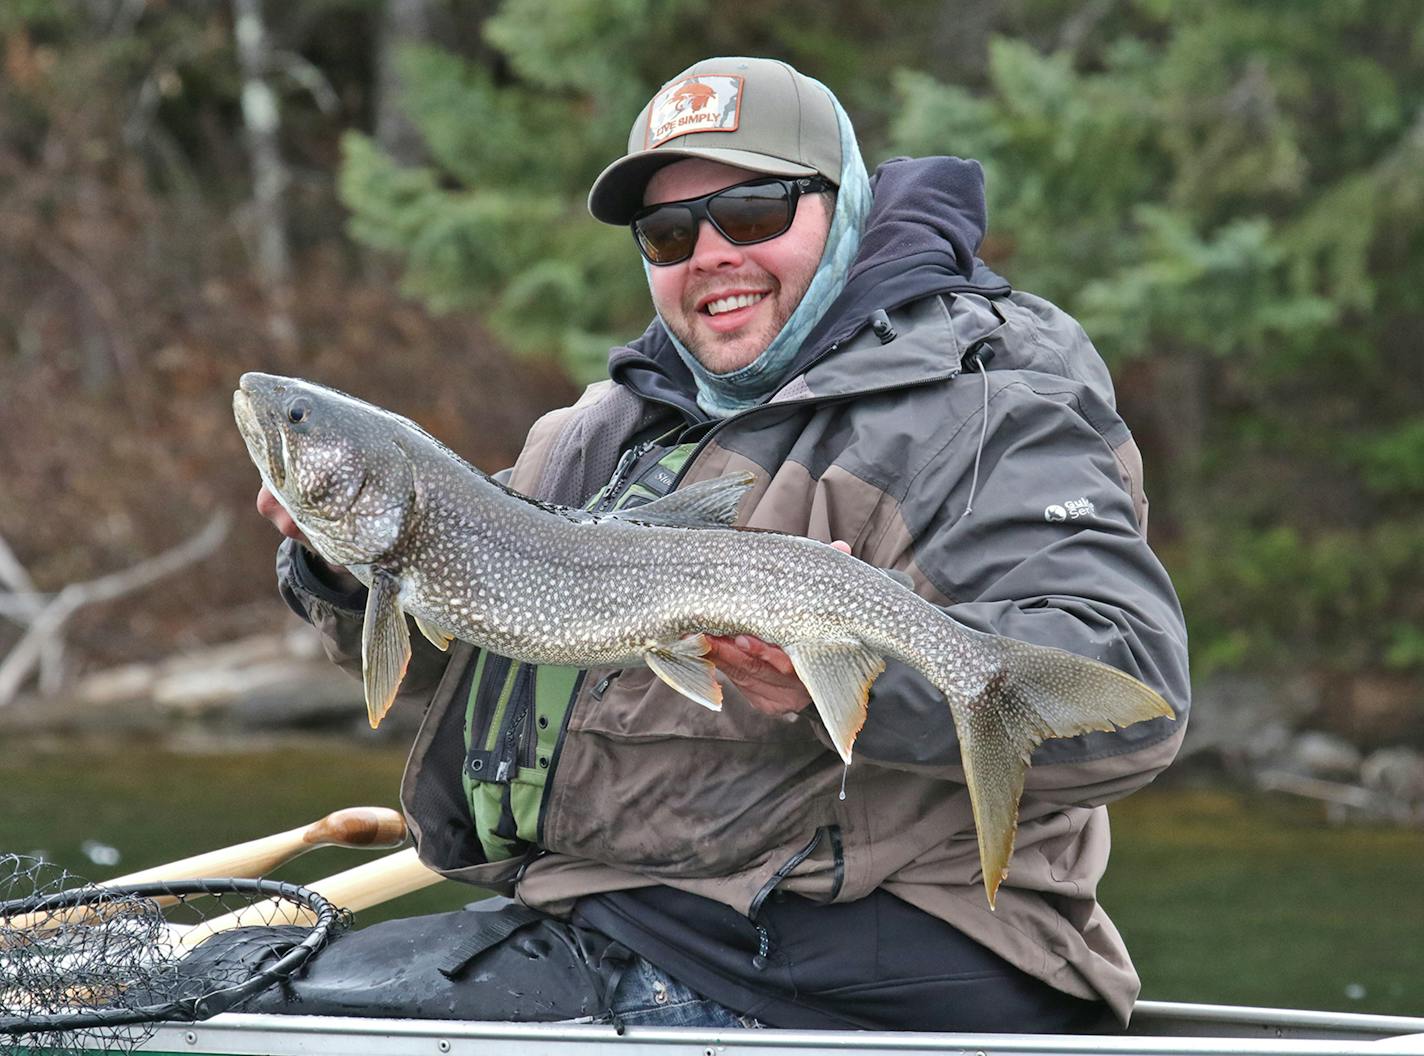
233 373 1174 906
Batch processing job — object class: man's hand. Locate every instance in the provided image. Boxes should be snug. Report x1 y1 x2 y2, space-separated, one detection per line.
256 485 363 594
256 485 309 546
704 540 853 718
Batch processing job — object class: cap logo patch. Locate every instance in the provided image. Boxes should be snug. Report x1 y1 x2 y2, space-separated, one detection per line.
646 75 743 148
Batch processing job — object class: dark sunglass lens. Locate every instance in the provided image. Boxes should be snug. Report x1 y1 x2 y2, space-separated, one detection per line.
709 183 793 243
634 206 696 264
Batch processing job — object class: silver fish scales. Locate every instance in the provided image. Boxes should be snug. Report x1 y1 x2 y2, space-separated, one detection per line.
234 372 1173 906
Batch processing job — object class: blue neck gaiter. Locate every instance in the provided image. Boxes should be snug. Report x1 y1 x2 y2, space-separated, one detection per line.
649 85 872 418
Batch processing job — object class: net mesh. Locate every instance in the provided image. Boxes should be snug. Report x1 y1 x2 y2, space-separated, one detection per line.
0 854 348 1056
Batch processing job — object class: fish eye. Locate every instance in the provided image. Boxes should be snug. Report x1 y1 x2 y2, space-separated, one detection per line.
287 398 312 426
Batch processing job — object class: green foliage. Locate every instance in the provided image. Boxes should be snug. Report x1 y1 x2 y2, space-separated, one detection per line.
341 122 643 381
1171 519 1424 676
338 0 693 380
891 38 1166 301
1351 419 1424 500
1075 208 1336 362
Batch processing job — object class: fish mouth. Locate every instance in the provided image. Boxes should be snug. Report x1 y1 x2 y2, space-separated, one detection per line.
232 383 285 489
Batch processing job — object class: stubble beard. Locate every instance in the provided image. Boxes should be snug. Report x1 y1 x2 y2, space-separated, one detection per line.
663 274 812 376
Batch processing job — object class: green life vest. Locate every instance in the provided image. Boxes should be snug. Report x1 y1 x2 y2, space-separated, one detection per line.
461 439 697 863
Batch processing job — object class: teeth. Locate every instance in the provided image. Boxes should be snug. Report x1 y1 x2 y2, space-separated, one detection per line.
705 292 765 316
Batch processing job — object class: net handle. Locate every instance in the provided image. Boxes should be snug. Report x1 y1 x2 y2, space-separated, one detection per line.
181 847 443 946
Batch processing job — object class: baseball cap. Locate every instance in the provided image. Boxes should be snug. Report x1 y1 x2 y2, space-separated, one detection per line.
588 56 843 225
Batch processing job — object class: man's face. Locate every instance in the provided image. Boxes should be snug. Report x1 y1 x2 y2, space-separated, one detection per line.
643 159 833 375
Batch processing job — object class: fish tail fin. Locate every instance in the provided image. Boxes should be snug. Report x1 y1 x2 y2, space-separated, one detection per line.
933 630 1175 909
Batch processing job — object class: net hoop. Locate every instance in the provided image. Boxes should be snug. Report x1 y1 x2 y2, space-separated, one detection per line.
1 876 341 1036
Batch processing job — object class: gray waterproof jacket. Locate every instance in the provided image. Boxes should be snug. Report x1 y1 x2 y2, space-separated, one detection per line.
278 157 1189 1024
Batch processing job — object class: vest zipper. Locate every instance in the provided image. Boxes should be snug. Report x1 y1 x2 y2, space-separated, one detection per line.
464 653 512 781
752 924 771 971
494 664 536 783
592 440 654 514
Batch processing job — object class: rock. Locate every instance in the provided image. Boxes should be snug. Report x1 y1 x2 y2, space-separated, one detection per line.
1279 731 1363 781
1179 673 1319 772
1360 747 1424 805
1 626 372 736
226 663 365 728
1314 672 1423 749
1243 720 1294 765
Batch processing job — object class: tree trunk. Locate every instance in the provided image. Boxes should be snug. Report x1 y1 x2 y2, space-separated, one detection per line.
232 0 297 348
374 0 443 167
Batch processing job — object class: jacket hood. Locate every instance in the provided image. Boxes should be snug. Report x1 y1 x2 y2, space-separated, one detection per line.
608 156 1011 420
845 155 1006 297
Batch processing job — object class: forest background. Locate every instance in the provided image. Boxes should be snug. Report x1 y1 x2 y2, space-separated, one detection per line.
2 0 1423 750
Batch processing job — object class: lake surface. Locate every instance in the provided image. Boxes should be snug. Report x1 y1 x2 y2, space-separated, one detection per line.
4 737 1421 1017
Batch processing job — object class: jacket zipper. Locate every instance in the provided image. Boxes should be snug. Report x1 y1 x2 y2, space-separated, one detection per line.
666 354 963 492
534 669 587 844
745 827 827 970
827 825 846 902
748 827 825 921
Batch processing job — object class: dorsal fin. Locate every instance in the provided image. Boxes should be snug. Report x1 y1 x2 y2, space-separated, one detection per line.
609 471 756 529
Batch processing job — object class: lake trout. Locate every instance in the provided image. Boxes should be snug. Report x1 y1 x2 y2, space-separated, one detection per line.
233 372 1174 906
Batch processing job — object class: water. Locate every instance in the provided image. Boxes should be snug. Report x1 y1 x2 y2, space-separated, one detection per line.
1103 782 1424 1016
4 738 1421 1016
1 736 474 925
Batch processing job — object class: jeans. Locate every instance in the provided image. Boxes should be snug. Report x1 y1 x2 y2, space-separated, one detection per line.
608 956 760 1029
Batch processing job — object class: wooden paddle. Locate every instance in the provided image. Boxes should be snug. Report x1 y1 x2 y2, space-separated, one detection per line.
181 846 444 946
105 806 408 887
2 807 408 935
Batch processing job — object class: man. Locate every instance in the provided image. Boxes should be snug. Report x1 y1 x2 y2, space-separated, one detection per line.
261 57 1189 1032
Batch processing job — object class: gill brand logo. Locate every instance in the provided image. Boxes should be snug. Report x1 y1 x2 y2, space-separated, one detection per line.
647 75 743 148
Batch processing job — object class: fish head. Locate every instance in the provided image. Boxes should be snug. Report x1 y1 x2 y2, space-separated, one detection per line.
233 372 416 565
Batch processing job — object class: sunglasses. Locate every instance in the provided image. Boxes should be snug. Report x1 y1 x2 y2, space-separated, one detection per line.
631 176 834 266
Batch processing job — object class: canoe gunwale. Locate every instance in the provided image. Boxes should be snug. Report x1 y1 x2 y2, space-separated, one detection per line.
132 1002 1424 1056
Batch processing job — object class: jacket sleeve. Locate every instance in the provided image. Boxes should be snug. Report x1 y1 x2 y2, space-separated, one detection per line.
275 538 454 704
849 376 1190 807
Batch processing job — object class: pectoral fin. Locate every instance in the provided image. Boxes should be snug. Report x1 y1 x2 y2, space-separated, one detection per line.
611 472 756 529
361 570 411 729
782 640 885 765
643 634 723 711
413 613 455 652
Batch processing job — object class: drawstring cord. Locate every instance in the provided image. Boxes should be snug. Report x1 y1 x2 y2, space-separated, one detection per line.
959 352 990 521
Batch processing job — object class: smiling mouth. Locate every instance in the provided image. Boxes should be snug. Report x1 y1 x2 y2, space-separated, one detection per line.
702 292 767 316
